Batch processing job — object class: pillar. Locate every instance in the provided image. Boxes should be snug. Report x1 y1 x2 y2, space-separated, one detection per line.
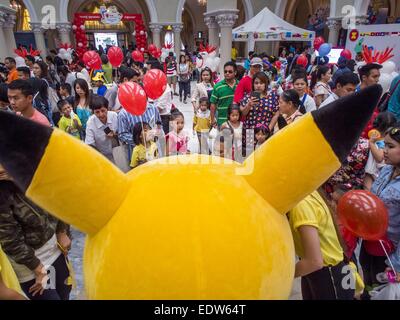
31 23 48 57
149 24 163 48
326 18 341 47
3 13 17 57
204 16 219 47
56 23 72 44
172 24 183 57
0 12 8 61
216 11 238 75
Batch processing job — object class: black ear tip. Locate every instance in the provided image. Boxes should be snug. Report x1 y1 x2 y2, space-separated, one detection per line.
0 111 52 191
312 84 383 163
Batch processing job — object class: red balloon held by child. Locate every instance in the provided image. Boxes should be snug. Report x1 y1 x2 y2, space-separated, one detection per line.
143 69 167 100
337 190 389 241
118 82 147 116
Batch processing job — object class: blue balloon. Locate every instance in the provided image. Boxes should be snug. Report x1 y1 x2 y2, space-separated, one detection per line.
318 43 332 57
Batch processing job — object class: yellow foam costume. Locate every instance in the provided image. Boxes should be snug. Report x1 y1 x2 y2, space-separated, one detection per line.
0 85 382 299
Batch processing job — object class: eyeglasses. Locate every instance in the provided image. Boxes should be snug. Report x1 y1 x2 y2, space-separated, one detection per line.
224 70 234 74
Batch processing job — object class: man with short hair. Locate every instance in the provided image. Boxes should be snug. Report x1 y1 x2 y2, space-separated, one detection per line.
233 57 263 104
357 63 382 92
4 57 18 84
16 67 31 81
7 80 50 127
24 55 35 76
210 61 238 127
320 72 360 108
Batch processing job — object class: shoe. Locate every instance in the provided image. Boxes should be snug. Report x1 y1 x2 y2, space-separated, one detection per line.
174 93 179 96
180 97 182 102
183 100 187 104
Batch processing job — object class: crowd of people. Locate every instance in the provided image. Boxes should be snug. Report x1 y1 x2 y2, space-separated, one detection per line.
0 42 400 300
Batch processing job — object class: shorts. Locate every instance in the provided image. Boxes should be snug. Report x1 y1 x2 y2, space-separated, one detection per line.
167 76 177 85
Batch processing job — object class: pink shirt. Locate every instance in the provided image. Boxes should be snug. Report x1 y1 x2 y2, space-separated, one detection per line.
166 131 189 155
233 75 252 104
18 109 51 127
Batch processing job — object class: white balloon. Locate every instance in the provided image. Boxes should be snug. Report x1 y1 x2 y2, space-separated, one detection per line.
140 47 145 52
78 42 83 47
379 73 393 93
80 25 85 30
59 48 67 55
381 61 396 74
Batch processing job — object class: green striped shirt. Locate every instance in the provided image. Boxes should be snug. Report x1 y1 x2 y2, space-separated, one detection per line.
210 79 238 126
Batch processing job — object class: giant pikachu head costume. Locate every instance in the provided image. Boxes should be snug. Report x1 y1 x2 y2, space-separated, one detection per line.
0 85 382 299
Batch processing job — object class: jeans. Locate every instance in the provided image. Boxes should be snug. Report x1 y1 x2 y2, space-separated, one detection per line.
20 254 72 300
179 81 190 101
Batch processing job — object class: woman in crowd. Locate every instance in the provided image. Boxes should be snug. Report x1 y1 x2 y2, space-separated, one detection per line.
313 66 332 108
191 67 214 112
74 78 92 139
177 54 191 104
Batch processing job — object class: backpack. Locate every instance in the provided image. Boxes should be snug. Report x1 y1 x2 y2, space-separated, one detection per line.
378 78 400 112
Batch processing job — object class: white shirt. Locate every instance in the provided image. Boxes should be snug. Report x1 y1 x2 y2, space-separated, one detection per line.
299 94 317 113
85 111 119 161
153 84 172 116
319 92 339 109
191 82 213 104
10 235 61 283
104 83 119 111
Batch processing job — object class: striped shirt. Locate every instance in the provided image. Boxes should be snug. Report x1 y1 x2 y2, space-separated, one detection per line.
118 102 162 146
210 79 238 126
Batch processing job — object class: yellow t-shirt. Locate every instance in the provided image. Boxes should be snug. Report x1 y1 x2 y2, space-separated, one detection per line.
0 246 24 296
231 47 238 60
289 191 343 267
58 114 82 139
193 110 211 133
130 142 158 168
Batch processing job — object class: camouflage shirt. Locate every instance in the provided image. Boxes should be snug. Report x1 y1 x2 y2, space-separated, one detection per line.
0 181 68 270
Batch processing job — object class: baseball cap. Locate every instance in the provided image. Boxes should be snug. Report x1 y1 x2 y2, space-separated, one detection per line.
250 57 263 67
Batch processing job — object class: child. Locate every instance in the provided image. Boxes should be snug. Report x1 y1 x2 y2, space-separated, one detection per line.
57 100 82 139
364 111 397 190
292 74 316 113
221 104 243 162
59 83 75 106
254 124 270 150
166 110 189 156
92 72 107 97
130 122 158 169
193 97 211 155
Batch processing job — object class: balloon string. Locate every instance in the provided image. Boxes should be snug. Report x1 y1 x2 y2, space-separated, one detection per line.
140 115 147 157
379 240 397 272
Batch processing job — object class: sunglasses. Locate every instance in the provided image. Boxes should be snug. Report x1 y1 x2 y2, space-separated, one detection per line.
386 127 400 136
224 70 234 74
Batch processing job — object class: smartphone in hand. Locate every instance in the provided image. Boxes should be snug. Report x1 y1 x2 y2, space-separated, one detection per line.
251 91 261 101
104 127 112 135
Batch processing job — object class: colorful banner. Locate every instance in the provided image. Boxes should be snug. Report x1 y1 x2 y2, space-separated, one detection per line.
346 24 400 69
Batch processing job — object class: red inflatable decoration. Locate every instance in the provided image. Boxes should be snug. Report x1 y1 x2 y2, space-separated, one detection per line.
148 44 157 53
82 51 102 70
313 37 325 50
107 46 124 67
143 69 168 100
118 82 147 116
337 190 389 241
296 55 308 67
340 49 352 60
132 50 144 63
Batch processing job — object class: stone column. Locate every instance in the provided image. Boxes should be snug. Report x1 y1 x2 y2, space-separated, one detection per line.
31 23 48 57
3 13 17 57
0 12 8 61
326 18 341 47
204 16 219 47
149 24 163 48
56 23 72 44
216 11 238 75
172 24 183 57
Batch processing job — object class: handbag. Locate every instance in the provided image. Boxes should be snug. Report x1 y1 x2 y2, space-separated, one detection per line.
112 144 131 173
378 78 400 112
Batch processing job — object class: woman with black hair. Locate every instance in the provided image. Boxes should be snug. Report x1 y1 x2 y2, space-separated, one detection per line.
276 89 304 131
28 78 53 125
74 78 92 139
313 66 332 108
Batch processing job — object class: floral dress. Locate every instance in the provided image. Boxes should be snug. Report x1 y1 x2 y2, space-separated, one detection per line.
240 90 279 154
324 137 370 195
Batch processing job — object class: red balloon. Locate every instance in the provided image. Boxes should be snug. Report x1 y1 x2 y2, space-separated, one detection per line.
153 48 162 59
313 36 325 50
82 51 102 70
296 54 308 67
107 46 124 67
337 190 389 241
340 49 352 60
275 61 282 69
118 82 147 116
143 69 167 100
148 44 157 52
131 50 144 63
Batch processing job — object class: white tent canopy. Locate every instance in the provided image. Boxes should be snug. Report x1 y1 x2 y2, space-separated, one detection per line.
233 7 315 44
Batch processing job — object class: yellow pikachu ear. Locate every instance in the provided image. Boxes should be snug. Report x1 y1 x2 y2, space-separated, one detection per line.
244 85 382 214
0 112 129 235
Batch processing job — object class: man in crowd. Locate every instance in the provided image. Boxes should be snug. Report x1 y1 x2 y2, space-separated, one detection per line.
357 63 382 92
233 57 263 104
320 72 360 108
4 57 18 84
210 61 238 128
